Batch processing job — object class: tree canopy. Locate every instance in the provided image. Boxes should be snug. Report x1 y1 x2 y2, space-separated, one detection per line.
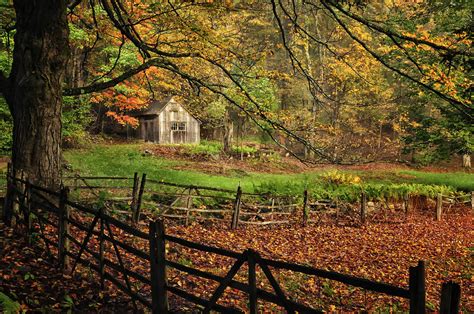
0 0 472 184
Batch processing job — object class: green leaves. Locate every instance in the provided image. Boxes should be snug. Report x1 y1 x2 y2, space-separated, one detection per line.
0 292 20 314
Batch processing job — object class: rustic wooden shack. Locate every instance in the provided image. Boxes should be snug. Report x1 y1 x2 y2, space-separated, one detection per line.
135 96 200 144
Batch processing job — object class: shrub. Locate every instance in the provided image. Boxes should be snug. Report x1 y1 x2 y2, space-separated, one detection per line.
320 170 362 185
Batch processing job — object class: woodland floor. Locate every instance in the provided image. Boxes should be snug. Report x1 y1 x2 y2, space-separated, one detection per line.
0 222 134 313
0 207 472 312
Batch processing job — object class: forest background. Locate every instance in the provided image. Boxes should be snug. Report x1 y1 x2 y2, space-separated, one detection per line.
0 0 472 166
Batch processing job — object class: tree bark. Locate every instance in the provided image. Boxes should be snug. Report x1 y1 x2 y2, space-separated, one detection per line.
6 0 69 187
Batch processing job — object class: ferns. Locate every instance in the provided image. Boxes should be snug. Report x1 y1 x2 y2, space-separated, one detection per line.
0 292 21 314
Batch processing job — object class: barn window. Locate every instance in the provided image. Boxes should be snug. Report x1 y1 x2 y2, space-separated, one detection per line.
171 122 186 131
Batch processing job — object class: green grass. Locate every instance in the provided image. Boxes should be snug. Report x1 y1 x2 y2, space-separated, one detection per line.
397 170 474 191
62 144 473 201
64 144 300 192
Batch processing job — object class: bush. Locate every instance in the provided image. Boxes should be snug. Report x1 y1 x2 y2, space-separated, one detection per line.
62 96 93 148
185 140 222 156
232 144 258 155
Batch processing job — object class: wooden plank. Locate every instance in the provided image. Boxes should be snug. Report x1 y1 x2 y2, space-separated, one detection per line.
165 260 320 313
239 211 292 216
203 253 247 313
58 187 70 270
104 218 138 312
102 233 149 260
360 192 367 224
70 214 100 275
103 212 148 239
64 252 152 308
302 190 308 226
146 178 236 194
231 186 242 229
99 209 105 289
130 172 139 213
436 194 442 221
65 200 98 215
29 183 61 197
238 220 290 225
72 186 131 190
166 286 242 314
165 234 241 259
62 176 132 180
256 254 295 313
261 257 410 298
133 173 147 224
66 234 151 285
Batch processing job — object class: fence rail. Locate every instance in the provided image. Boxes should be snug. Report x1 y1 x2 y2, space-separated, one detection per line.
1 168 464 313
60 173 474 228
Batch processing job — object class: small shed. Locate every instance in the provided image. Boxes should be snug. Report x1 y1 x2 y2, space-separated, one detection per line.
135 96 200 144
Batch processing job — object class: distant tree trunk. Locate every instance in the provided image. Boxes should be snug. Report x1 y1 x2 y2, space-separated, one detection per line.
5 0 69 187
462 154 471 168
223 108 234 154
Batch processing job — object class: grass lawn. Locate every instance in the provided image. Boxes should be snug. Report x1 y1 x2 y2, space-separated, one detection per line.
63 144 474 197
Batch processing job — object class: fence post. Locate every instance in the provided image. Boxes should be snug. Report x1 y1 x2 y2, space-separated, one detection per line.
409 260 426 314
302 189 308 226
471 191 474 211
436 194 442 221
149 219 168 314
439 281 460 314
99 207 105 289
185 188 193 226
130 172 139 213
360 192 367 224
3 162 13 225
58 186 70 270
231 186 242 229
133 173 146 224
247 249 257 314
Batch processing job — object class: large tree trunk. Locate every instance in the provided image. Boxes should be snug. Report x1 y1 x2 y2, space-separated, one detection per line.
6 0 69 187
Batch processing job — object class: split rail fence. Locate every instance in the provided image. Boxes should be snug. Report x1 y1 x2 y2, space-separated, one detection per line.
60 172 474 227
1 170 463 313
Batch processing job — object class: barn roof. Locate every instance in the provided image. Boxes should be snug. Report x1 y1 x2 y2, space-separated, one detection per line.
135 96 175 116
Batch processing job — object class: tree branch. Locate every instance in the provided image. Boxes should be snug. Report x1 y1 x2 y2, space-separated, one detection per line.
325 0 473 58
63 58 165 96
321 1 474 122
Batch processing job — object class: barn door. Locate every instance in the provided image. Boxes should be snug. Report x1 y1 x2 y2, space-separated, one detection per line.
145 121 155 142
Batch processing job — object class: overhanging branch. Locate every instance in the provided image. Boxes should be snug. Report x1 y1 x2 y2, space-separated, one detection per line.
321 1 474 121
325 0 473 58
63 58 165 96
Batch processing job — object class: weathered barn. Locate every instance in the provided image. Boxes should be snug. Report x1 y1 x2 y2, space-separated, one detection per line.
135 96 200 144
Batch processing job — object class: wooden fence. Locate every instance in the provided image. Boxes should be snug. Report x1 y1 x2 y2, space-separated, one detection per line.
1 172 462 313
64 173 474 228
